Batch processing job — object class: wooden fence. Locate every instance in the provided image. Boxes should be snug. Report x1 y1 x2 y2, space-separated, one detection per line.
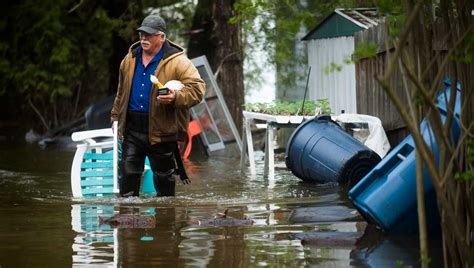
354 21 455 146
354 18 461 146
354 23 410 146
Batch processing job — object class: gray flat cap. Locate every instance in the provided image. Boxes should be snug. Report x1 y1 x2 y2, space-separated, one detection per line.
137 14 166 34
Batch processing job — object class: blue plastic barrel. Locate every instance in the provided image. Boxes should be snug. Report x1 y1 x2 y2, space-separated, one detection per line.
437 80 461 118
141 157 156 194
285 115 381 186
348 80 460 233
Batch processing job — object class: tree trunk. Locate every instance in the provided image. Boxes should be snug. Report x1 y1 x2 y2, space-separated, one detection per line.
212 0 244 132
188 0 244 133
188 0 215 62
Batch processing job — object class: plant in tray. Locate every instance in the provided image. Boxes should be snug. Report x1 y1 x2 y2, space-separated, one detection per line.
244 99 331 116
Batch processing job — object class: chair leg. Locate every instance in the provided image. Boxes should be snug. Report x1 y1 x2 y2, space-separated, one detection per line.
182 134 193 160
183 119 203 160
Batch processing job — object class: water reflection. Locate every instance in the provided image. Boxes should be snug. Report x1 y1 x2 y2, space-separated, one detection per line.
71 205 116 266
72 202 406 267
0 139 444 267
4 187 441 268
71 204 185 267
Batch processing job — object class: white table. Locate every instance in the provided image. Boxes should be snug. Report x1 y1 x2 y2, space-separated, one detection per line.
239 111 314 177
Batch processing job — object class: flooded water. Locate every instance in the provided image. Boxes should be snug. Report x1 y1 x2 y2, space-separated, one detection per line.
0 139 444 267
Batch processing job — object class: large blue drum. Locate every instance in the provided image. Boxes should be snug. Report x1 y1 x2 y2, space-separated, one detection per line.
285 115 381 186
349 80 461 233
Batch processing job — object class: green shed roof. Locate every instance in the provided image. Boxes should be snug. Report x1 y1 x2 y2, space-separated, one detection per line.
302 8 380 40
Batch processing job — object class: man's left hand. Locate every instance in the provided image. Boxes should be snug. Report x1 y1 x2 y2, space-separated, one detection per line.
157 89 176 104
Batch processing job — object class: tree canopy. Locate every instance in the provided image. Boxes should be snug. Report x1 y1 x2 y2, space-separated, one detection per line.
0 0 194 132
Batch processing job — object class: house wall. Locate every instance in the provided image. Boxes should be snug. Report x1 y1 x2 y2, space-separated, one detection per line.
308 36 357 115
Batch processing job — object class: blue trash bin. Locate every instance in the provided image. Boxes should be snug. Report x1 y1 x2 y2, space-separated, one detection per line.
285 115 381 186
348 80 461 233
437 80 461 118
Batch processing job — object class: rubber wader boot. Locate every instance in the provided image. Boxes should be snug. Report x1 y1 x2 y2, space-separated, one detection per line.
153 169 176 197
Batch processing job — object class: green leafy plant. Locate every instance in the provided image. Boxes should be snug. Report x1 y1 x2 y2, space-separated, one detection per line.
353 42 378 63
243 99 331 115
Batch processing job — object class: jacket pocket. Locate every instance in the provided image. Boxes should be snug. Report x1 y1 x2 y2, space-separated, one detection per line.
151 104 178 136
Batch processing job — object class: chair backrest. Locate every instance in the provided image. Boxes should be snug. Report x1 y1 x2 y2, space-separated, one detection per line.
71 122 118 197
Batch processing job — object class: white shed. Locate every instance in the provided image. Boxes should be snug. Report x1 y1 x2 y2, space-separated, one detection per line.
302 8 381 115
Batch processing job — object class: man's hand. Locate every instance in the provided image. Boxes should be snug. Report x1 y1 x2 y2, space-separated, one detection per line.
157 89 176 104
180 175 191 185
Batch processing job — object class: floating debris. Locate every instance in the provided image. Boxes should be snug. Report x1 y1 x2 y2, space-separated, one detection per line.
99 214 156 229
188 209 254 226
289 206 362 223
290 231 364 247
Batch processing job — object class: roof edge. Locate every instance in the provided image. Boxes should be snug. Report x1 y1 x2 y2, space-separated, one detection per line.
302 7 379 41
334 9 369 29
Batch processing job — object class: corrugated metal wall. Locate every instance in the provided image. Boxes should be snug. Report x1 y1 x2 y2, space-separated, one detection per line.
307 36 357 115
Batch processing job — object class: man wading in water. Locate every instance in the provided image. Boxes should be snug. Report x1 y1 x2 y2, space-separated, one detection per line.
111 13 205 197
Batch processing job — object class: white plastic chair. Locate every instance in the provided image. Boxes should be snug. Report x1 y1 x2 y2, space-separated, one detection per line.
70 122 119 197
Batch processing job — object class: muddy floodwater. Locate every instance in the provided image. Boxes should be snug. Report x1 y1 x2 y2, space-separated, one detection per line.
0 139 443 267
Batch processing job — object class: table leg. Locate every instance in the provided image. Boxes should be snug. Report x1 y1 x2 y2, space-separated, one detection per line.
242 118 256 176
240 120 247 172
264 123 275 178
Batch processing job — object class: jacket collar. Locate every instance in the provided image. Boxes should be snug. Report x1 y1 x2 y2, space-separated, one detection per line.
128 40 183 60
162 40 182 59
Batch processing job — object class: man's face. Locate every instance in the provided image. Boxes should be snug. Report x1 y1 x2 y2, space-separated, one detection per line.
139 31 165 54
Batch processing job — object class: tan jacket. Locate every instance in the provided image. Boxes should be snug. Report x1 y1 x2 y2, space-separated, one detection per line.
111 40 205 144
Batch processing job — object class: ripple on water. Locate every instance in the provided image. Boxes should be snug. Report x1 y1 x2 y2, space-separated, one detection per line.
0 169 39 184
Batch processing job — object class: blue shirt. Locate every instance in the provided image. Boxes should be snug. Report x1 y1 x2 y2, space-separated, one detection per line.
128 47 164 112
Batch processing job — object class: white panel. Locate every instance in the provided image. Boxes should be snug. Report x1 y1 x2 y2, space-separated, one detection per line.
191 56 242 152
307 36 357 115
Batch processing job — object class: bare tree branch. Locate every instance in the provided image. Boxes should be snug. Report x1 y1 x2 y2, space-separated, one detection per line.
28 96 49 131
68 0 84 13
